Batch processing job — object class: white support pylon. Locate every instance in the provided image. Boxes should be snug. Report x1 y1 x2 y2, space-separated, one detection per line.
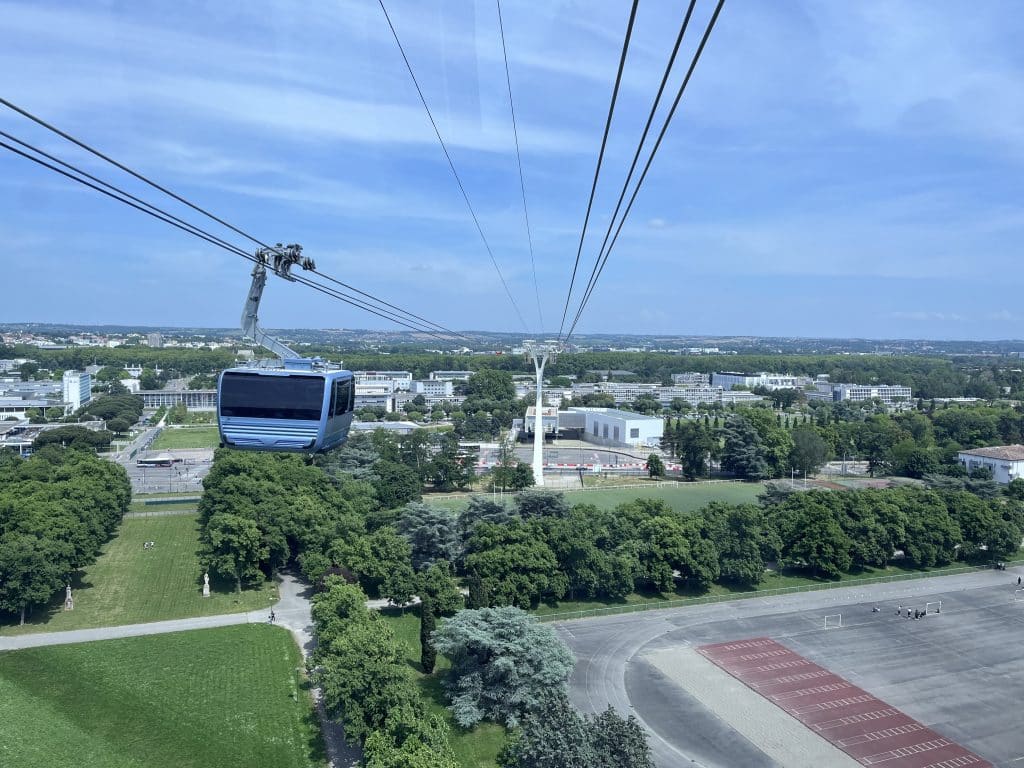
522 340 560 487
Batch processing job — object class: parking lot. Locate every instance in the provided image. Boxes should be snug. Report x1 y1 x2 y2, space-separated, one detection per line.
124 448 213 495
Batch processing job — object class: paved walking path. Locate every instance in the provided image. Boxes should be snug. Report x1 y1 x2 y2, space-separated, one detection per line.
0 572 360 768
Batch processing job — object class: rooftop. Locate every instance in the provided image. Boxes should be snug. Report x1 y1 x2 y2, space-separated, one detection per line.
566 407 663 421
958 444 1024 462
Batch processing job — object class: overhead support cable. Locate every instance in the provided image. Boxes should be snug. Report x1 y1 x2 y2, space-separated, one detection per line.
565 0 725 341
568 0 698 336
377 0 530 333
0 99 463 338
496 0 543 331
556 0 640 340
0 136 455 340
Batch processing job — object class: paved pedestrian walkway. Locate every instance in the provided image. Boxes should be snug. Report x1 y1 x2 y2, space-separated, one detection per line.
0 572 360 768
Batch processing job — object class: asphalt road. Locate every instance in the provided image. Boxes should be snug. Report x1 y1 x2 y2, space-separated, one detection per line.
557 567 1024 768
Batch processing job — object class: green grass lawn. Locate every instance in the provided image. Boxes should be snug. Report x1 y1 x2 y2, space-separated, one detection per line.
150 426 220 450
425 481 763 514
0 514 277 635
380 610 505 768
0 625 324 768
127 501 198 515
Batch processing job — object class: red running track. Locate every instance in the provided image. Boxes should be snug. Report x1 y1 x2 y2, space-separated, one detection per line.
697 638 991 768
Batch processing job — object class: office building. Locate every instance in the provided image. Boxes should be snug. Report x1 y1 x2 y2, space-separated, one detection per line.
62 370 92 412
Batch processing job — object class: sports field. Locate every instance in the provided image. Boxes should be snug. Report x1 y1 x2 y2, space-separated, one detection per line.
425 481 763 514
150 426 220 450
561 567 1024 767
0 625 324 768
0 514 277 635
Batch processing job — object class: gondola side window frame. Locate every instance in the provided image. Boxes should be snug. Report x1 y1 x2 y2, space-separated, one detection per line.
331 378 353 417
220 373 326 421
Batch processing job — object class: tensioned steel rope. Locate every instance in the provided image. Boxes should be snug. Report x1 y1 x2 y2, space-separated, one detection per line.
496 0 543 330
564 0 726 341
567 0 698 337
556 0 640 341
0 136 455 340
0 96 460 337
377 0 530 332
0 128 461 339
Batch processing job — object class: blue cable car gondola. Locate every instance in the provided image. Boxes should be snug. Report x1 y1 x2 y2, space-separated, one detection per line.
217 367 354 453
215 245 355 453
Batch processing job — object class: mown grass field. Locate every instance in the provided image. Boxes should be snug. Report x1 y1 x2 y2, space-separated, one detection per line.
150 426 220 450
0 514 277 635
380 610 505 768
424 481 763 514
0 625 324 768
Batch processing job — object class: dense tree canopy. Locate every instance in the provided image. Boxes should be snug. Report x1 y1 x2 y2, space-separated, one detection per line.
0 448 130 624
432 607 575 728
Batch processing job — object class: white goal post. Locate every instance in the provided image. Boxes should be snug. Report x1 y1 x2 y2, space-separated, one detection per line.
925 601 941 615
1014 589 1024 602
824 614 842 629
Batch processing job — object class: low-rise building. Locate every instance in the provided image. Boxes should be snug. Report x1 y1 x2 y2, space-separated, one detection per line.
957 445 1024 484
410 379 454 397
712 372 812 391
138 389 216 411
353 371 412 391
429 370 474 382
566 407 663 448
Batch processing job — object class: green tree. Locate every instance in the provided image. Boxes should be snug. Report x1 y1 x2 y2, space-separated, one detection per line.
432 606 575 728
310 577 371 649
0 533 65 625
200 513 268 592
373 461 423 509
314 618 420 744
364 713 459 768
645 454 665 478
464 520 565 608
721 415 771 480
789 426 830 475
418 560 463 616
138 368 164 390
396 502 461 571
588 707 655 768
106 417 131 435
515 489 570 519
419 599 437 674
498 692 595 768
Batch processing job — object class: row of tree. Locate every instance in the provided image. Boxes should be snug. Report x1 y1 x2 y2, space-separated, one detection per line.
309 572 652 768
0 447 131 624
310 577 460 767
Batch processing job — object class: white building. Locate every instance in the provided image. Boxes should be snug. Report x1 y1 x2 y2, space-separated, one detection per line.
62 370 92 412
712 372 812 391
410 379 454 397
567 407 663 448
671 372 710 385
809 382 912 405
353 371 412 391
430 370 474 382
957 445 1024 484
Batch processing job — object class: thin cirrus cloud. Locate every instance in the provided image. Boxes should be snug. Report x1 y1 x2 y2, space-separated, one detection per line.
1 0 1022 340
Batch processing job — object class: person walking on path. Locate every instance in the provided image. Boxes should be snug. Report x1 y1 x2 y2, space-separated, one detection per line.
1017 576 1021 586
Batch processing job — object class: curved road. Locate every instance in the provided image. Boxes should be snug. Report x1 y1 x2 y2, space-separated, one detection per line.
556 567 1023 768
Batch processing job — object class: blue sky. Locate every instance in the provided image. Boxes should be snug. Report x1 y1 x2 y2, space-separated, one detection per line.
2 1 1023 340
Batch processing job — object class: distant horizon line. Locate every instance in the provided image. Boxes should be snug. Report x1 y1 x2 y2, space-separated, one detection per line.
1 321 1023 346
